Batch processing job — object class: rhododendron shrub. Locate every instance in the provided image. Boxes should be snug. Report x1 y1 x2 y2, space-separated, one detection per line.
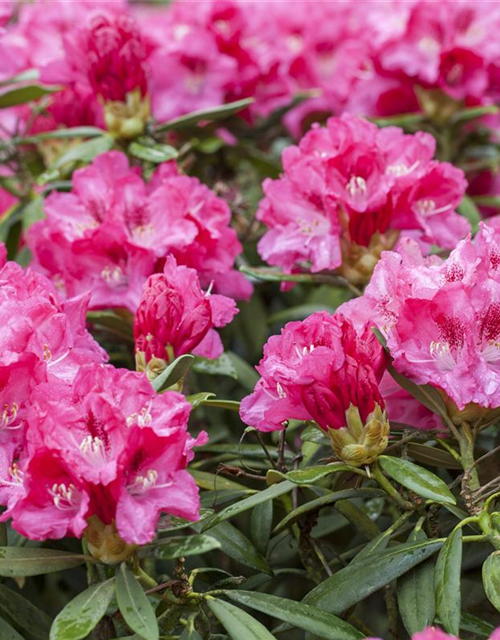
0 2 500 640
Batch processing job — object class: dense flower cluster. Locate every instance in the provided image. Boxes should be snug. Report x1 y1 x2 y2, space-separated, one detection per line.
134 256 238 369
257 115 469 284
3 1 500 133
29 151 251 311
341 222 500 424
0 251 204 546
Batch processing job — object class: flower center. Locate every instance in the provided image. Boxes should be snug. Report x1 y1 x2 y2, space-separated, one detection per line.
101 265 128 288
127 469 173 496
79 436 108 466
346 176 367 197
1 402 21 430
49 483 78 511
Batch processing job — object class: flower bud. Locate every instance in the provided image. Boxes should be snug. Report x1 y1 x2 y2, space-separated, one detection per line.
85 516 136 565
328 403 390 466
337 230 400 286
438 390 500 427
104 89 150 140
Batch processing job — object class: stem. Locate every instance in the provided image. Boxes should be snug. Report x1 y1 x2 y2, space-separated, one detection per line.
459 422 481 513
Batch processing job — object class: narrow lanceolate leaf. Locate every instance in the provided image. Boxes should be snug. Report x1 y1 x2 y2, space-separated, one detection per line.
154 98 254 132
50 579 115 640
0 547 88 577
51 135 114 169
251 500 273 556
128 141 178 163
387 364 448 419
435 528 463 636
140 534 221 559
483 552 500 612
0 84 60 108
116 564 159 640
207 598 277 640
0 616 25 640
397 530 436 635
459 611 496 637
202 481 294 531
192 353 238 379
0 584 51 639
151 354 194 393
379 456 456 505
304 539 443 614
209 522 272 574
284 463 362 485
227 591 363 640
274 488 384 535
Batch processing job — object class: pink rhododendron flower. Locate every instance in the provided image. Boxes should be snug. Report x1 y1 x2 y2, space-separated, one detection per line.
257 115 469 284
28 151 251 310
341 222 500 420
4 364 205 544
0 251 107 495
134 256 238 363
240 311 386 433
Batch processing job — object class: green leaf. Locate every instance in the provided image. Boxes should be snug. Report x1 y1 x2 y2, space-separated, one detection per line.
406 443 462 470
239 266 349 287
251 500 273 556
0 584 51 639
21 197 45 232
459 612 495 637
202 481 294 531
483 551 500 613
207 598 277 640
189 470 254 493
285 462 362 485
87 310 134 342
193 354 238 379
226 591 363 640
0 617 25 640
180 621 203 640
199 399 240 411
268 304 337 324
154 98 254 132
151 354 194 393
0 84 60 109
457 195 481 233
451 104 499 124
226 352 259 391
0 68 39 87
18 126 106 144
129 141 178 163
186 392 216 408
50 579 115 640
273 488 384 535
435 528 462 636
209 522 272 574
51 135 114 170
0 547 88 577
304 539 443 614
397 530 436 635
379 456 456 504
116 564 159 640
387 364 449 419
369 112 425 128
140 534 221 559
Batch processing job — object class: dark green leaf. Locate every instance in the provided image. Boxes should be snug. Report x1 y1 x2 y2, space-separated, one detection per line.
209 522 272 574
227 591 363 640
0 69 39 87
116 564 158 640
0 617 25 640
285 463 363 485
0 584 51 639
18 127 106 144
129 142 178 163
87 310 134 341
140 534 221 559
251 500 273 556
274 488 384 535
192 354 237 379
186 392 216 408
451 105 499 124
369 113 425 127
457 195 481 233
268 304 337 324
304 539 443 614
379 456 456 504
397 530 436 635
226 352 259 391
21 197 45 232
459 612 495 637
406 443 462 470
435 528 462 636
154 98 254 132
0 547 88 577
51 135 114 170
207 598 277 640
189 470 254 492
387 364 448 419
151 354 194 393
180 620 203 640
483 551 500 613
203 481 294 531
0 84 59 109
50 579 115 640
201 399 240 411
239 266 349 287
